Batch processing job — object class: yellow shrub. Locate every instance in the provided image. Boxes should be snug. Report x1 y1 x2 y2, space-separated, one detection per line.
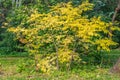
8 0 119 73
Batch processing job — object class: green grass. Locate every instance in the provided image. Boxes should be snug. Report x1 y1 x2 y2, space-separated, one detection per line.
0 50 120 80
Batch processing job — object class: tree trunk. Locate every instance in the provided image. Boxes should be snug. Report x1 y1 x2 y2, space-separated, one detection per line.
12 0 15 7
52 34 59 70
15 0 22 8
18 0 22 7
54 40 59 70
34 54 39 72
112 0 120 23
68 51 74 71
110 0 120 74
16 0 19 7
110 58 120 73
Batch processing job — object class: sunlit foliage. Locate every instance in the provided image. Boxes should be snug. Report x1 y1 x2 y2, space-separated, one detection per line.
8 1 118 72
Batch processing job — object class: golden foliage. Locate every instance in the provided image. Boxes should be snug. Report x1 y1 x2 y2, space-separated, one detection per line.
8 1 119 72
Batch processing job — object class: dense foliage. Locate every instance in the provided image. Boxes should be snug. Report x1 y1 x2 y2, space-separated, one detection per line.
0 0 120 73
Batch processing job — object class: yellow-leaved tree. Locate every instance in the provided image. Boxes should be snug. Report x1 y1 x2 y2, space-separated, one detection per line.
8 1 118 73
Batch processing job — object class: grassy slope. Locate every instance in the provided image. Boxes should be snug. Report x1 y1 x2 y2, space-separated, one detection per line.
0 50 120 80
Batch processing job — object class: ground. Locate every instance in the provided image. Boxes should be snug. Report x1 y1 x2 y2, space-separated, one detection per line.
0 50 120 80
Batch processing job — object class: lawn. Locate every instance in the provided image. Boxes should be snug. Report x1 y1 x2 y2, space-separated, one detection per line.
0 50 120 80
